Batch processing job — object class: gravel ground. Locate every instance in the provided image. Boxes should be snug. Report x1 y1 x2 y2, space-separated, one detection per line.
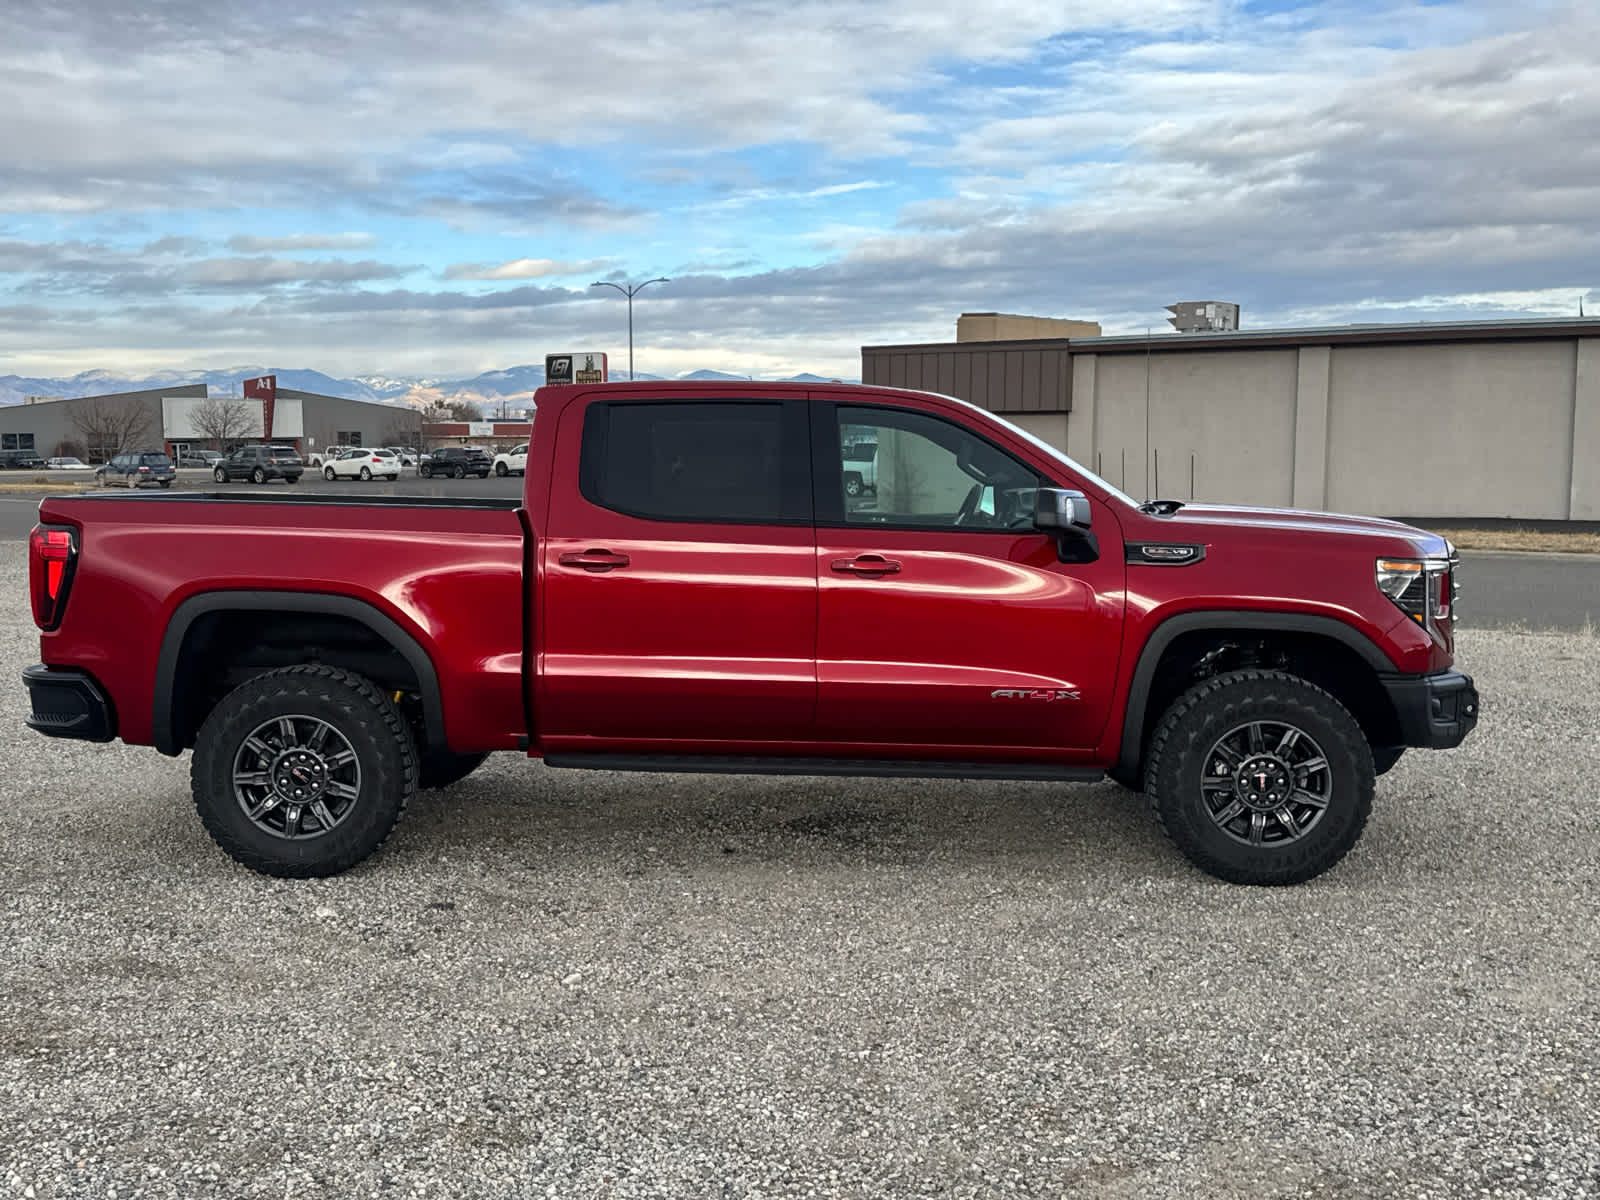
1 542 1597 1199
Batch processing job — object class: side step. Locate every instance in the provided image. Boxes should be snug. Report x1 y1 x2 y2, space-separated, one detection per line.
543 753 1103 783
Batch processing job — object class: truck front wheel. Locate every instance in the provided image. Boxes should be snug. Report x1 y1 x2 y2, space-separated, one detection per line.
1144 669 1373 886
844 472 863 498
191 666 418 878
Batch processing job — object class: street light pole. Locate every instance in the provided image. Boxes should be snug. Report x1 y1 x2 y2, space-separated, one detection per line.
590 277 669 380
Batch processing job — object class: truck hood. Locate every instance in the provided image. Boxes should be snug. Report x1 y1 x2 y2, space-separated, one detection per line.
1144 504 1451 554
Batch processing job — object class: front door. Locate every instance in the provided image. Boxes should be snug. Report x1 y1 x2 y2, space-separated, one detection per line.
539 395 817 750
813 400 1125 757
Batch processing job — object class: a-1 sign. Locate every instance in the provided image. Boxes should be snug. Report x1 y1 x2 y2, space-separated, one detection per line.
545 352 608 385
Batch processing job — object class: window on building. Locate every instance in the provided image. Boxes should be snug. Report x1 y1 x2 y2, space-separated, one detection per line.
2 433 36 450
580 401 801 524
336 430 363 445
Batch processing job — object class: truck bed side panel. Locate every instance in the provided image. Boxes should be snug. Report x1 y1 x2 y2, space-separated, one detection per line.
35 495 527 752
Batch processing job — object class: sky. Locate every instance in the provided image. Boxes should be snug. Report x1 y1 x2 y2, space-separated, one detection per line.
2 0 1597 382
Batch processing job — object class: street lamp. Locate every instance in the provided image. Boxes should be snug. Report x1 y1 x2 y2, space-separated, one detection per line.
590 277 669 380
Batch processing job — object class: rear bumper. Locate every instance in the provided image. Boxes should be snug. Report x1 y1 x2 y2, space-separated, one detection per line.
23 664 116 742
1380 669 1479 749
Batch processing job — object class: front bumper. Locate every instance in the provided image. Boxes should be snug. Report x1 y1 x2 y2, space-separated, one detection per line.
23 664 116 742
1380 669 1479 749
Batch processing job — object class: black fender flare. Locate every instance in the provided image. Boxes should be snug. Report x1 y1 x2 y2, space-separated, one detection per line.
1116 611 1396 776
152 590 446 756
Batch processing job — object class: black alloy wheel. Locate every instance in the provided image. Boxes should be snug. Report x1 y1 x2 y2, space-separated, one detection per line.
1145 669 1373 886
452 464 464 479
191 666 417 877
418 465 432 479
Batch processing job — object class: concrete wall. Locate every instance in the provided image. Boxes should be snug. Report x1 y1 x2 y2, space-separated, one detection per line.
1324 342 1577 519
1062 336 1600 519
1076 349 1299 505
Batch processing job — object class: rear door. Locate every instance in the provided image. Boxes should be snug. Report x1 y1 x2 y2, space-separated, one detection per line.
539 394 816 748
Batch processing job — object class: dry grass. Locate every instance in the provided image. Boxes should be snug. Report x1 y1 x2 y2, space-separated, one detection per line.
1426 527 1600 554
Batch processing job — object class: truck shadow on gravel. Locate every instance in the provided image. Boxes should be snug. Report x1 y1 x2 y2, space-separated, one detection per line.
393 764 1174 877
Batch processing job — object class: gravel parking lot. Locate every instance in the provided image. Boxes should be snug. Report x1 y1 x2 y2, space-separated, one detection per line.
2 541 1597 1199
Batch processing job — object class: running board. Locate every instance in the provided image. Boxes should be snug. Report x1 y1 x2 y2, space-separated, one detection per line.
543 753 1103 783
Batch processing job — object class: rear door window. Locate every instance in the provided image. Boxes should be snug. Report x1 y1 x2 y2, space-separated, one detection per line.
579 400 808 524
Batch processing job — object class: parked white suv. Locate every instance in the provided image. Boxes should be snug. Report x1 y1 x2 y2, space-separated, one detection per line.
322 447 400 481
493 444 528 477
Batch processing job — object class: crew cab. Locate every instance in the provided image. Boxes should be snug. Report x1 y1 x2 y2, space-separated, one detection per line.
23 381 1478 884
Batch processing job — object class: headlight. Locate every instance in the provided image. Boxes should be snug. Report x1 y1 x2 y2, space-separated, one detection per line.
1376 554 1455 632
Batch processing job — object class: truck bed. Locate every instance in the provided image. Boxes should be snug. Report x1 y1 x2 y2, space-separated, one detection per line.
35 491 528 751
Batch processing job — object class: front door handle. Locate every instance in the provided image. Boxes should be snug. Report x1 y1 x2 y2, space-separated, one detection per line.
830 554 902 576
558 549 631 571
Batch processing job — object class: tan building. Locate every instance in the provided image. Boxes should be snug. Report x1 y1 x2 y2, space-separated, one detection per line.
956 312 1101 342
863 317 1600 521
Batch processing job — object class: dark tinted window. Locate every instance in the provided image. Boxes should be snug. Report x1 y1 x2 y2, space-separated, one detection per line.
139 453 171 465
582 401 793 523
269 445 298 455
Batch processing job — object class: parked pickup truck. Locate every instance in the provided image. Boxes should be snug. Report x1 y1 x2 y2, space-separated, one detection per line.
24 381 1478 884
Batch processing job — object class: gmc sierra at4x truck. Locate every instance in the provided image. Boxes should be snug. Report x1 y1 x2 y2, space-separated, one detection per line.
24 381 1478 885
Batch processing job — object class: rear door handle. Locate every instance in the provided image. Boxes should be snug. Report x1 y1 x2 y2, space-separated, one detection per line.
558 549 631 571
830 554 902 576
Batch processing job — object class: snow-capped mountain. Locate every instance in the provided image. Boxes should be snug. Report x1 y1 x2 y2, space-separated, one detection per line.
0 364 858 408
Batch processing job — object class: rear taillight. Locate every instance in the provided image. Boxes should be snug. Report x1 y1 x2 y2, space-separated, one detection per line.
29 524 78 630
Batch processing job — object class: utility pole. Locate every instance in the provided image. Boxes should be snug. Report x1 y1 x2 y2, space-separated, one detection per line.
590 277 670 379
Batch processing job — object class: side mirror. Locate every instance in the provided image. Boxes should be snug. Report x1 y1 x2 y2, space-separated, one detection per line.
1033 488 1100 563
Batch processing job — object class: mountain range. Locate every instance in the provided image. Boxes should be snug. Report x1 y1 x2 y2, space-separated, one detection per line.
0 366 848 409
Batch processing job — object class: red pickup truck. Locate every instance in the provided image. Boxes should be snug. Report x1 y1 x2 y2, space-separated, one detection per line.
24 381 1478 885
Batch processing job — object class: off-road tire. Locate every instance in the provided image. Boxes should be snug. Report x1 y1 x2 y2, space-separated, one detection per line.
417 748 490 790
1145 668 1374 886
191 666 417 878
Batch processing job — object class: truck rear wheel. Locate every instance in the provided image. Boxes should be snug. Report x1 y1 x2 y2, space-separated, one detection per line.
417 748 489 790
191 666 417 878
1144 669 1373 886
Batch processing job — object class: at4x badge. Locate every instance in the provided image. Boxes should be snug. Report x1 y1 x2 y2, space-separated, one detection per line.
991 688 1081 702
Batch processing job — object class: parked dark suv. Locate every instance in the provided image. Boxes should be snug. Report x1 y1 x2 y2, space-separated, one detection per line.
214 444 304 484
419 447 492 479
0 449 47 470
96 451 177 488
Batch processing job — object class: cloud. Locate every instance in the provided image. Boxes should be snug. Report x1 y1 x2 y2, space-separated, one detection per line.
443 257 613 281
227 233 378 252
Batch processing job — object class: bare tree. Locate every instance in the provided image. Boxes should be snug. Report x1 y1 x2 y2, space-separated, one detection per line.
188 396 261 449
380 418 422 447
71 397 154 462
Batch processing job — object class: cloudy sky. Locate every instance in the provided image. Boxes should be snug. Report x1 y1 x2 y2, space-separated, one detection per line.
2 0 1596 380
